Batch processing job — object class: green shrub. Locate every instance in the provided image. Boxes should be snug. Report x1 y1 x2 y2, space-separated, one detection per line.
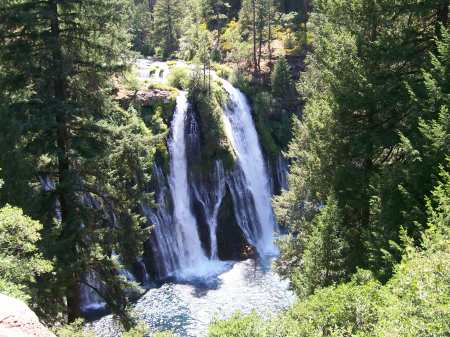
271 57 297 106
0 205 53 302
188 79 235 173
252 92 279 157
212 63 233 80
208 312 265 337
229 70 254 97
53 319 95 337
167 66 190 90
123 66 141 91
207 167 450 337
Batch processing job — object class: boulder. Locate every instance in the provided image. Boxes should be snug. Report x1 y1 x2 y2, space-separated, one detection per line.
0 294 55 337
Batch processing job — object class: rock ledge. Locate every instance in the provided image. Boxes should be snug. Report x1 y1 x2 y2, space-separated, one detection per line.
0 294 55 337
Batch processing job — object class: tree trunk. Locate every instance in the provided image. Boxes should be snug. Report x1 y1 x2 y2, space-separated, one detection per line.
66 275 81 322
258 26 263 72
438 1 448 28
252 0 258 74
167 2 173 54
49 0 80 322
268 0 273 67
215 8 221 53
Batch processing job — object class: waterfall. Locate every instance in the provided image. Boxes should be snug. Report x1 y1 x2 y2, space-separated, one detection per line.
137 58 169 82
142 165 178 278
192 161 226 259
163 92 226 279
168 92 208 272
220 79 278 256
80 271 106 313
138 59 278 280
275 155 289 192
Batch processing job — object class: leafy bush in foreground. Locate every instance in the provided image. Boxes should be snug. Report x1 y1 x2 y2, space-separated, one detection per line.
208 167 450 337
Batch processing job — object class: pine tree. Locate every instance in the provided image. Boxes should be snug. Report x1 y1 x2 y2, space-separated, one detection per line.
239 0 279 73
153 0 184 58
291 195 348 296
0 0 154 328
276 0 449 289
364 27 450 280
200 0 230 57
271 56 297 108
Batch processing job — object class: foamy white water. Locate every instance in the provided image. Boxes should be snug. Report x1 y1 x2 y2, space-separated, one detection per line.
91 259 295 337
136 58 169 82
220 79 278 256
168 92 226 279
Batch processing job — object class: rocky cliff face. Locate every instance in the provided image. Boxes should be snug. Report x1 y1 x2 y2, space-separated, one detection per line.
0 294 55 337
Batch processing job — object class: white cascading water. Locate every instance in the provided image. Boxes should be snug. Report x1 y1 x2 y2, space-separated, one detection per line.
276 155 289 192
220 79 278 256
168 92 208 272
137 58 169 82
137 59 277 279
192 161 226 259
167 92 225 279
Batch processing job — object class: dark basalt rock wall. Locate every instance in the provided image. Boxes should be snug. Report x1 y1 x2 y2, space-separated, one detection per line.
192 196 212 258
216 186 251 260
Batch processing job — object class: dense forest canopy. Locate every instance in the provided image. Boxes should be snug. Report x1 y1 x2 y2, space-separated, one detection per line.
0 0 448 336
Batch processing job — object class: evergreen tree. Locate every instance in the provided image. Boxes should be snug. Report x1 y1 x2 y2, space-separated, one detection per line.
200 0 231 57
131 0 155 55
239 0 276 72
153 0 184 58
271 56 297 109
0 205 53 302
0 0 154 328
364 24 450 281
275 0 450 289
295 195 348 296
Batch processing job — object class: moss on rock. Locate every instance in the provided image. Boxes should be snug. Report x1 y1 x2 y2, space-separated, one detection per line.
188 80 236 174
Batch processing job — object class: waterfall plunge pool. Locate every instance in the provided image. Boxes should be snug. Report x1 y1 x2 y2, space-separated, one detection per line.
91 258 295 337
87 60 295 336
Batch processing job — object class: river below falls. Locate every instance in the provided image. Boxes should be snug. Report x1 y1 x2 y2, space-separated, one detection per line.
91 258 295 337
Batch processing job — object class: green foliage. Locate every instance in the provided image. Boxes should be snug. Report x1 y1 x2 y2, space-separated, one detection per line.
130 1 155 56
209 311 265 337
123 67 142 92
373 164 450 337
222 20 252 67
293 194 348 296
139 88 178 173
209 167 450 336
275 0 450 288
0 205 53 302
271 57 297 108
189 78 235 172
364 27 450 281
53 319 96 337
277 272 385 337
153 0 184 58
212 63 233 80
179 5 213 63
0 0 155 328
167 67 191 90
251 91 281 156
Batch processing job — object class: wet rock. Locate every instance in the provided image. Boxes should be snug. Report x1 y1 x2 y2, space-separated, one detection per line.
115 87 173 110
216 186 251 260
